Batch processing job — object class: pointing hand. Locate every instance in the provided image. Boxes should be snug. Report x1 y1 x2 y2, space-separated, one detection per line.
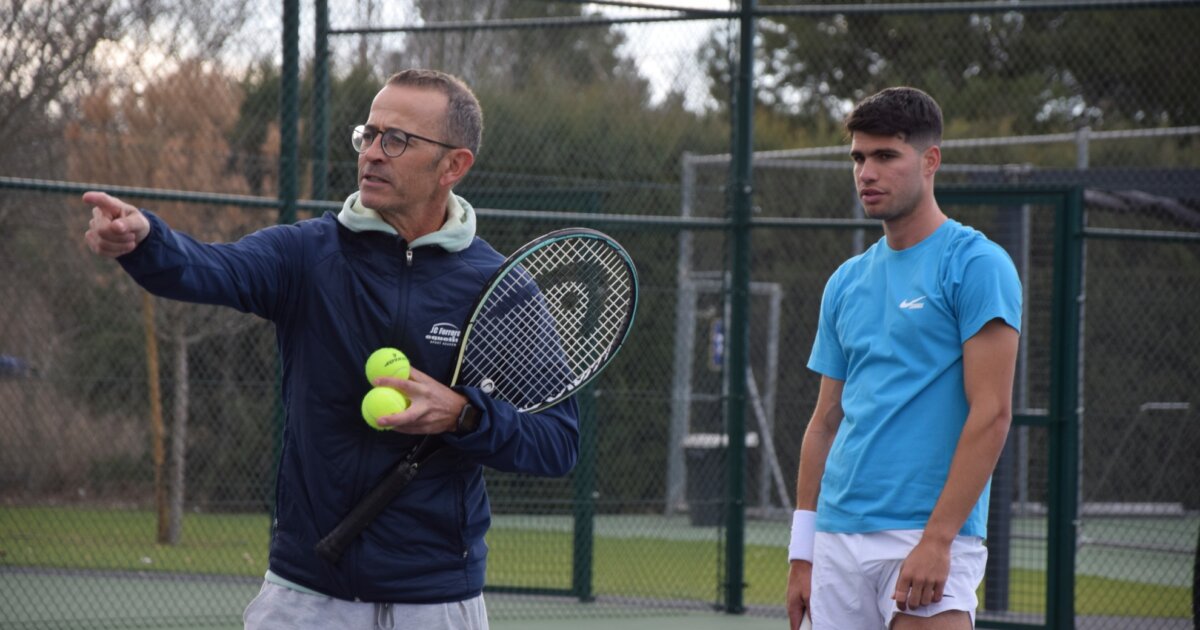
83 191 150 258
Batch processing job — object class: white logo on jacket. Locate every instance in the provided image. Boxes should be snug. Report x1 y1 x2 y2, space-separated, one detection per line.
426 322 461 347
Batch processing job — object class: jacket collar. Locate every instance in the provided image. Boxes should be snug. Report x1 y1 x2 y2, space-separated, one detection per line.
337 191 477 253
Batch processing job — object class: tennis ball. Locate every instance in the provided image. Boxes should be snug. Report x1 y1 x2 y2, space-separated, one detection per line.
365 347 411 383
361 386 410 431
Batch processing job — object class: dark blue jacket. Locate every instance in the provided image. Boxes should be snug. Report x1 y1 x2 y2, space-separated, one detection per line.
117 206 580 603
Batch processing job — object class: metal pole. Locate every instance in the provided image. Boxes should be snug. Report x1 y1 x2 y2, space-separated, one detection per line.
572 387 597 602
668 153 699 515
279 0 299 225
312 0 331 202
723 0 755 614
1046 188 1083 629
272 0 300 534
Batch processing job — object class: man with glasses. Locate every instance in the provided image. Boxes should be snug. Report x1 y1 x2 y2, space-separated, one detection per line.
83 69 579 630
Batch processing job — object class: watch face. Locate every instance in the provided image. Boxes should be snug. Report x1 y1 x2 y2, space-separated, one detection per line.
457 404 479 433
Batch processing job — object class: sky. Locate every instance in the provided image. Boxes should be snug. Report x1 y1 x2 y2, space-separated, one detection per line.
586 1 734 110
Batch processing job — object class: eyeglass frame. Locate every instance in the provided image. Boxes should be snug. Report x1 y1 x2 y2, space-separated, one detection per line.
350 124 460 158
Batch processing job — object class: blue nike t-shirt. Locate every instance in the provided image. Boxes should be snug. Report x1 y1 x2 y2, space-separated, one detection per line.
807 219 1022 538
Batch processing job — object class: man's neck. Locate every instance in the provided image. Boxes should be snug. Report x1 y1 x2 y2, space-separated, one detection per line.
883 200 947 250
380 194 451 242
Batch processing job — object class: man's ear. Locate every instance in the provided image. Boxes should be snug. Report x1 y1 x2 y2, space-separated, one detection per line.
439 148 475 188
923 144 941 177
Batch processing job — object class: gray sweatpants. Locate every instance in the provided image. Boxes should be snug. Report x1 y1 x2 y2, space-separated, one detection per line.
243 581 489 630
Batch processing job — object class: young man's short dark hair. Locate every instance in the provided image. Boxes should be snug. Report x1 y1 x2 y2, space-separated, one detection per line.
845 87 943 149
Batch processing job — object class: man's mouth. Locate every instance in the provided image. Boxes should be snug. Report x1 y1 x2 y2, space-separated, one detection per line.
860 188 884 203
361 174 389 186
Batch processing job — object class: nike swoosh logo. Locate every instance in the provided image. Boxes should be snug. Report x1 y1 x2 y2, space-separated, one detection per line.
899 296 927 310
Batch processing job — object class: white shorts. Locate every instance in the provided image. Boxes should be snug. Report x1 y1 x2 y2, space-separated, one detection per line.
809 529 987 630
243 581 489 630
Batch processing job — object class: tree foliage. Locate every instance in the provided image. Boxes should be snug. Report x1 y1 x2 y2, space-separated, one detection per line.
0 0 131 180
704 5 1200 132
403 0 642 91
66 60 270 527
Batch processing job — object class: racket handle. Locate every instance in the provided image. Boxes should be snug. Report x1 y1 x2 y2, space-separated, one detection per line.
314 449 431 564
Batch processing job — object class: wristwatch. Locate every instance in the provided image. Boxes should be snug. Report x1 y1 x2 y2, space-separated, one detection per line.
455 401 481 434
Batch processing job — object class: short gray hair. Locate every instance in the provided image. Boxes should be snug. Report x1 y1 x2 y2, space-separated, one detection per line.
386 69 483 156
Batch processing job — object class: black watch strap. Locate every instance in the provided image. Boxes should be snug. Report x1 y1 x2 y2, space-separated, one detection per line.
455 402 480 434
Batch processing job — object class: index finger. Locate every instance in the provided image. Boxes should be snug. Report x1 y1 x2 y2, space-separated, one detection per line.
82 191 134 217
373 376 417 396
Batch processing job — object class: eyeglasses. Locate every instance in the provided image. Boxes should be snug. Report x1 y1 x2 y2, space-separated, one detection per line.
351 124 460 158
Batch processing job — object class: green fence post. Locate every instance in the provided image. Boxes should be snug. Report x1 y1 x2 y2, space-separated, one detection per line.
279 0 299 225
723 0 756 615
312 0 330 203
572 387 597 602
271 0 301 533
1046 188 1083 629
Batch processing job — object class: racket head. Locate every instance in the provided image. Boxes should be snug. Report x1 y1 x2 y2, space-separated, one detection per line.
451 228 638 412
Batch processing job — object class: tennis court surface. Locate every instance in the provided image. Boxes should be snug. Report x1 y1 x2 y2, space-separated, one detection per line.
0 567 782 629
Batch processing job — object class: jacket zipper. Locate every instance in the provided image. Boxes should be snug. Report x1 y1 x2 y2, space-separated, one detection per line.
353 239 411 597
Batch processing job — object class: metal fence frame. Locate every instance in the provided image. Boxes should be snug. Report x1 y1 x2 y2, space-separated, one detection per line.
4 175 1196 630
5 0 1199 626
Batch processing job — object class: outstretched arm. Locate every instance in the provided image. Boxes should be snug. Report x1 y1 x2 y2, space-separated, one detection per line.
893 318 1019 612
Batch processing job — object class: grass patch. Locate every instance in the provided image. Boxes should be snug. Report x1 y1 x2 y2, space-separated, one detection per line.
487 527 1191 616
1 506 270 576
2 506 1191 618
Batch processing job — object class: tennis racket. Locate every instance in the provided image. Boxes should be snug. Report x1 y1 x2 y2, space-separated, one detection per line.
316 228 638 564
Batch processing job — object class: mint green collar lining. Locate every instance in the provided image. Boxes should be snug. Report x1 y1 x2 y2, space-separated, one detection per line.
265 569 327 597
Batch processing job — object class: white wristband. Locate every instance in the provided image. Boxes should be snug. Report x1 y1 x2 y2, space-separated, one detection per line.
788 510 817 562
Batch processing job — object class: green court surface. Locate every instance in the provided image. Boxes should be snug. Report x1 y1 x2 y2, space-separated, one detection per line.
0 569 259 629
2 511 1193 628
491 612 781 629
0 569 781 630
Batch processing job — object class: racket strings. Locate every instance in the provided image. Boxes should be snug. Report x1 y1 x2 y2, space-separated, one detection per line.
524 239 633 370
459 235 636 412
463 281 565 409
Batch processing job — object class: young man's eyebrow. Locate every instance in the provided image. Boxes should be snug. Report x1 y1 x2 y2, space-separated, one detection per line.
850 148 901 158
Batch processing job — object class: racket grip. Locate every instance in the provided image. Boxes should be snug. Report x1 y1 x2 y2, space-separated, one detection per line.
314 460 422 564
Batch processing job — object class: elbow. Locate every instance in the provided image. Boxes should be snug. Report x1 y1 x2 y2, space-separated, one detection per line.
549 430 580 477
982 403 1014 443
519 421 580 478
554 449 578 478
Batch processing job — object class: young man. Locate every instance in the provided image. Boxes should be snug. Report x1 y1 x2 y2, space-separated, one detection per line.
84 69 580 630
785 87 1022 630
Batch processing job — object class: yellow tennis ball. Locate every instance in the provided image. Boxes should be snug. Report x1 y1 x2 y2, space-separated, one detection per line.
365 347 411 383
361 387 410 431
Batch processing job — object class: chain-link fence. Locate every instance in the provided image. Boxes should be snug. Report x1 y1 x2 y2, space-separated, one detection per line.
2 1 1198 628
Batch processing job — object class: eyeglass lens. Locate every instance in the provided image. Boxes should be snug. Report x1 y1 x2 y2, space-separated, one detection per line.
352 127 408 157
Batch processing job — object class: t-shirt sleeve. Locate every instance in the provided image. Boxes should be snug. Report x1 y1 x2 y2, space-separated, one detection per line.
808 271 848 380
952 241 1023 343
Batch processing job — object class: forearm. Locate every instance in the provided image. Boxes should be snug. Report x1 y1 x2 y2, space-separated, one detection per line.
795 419 837 511
926 320 1021 542
795 376 844 511
444 390 580 477
924 401 1012 543
119 211 285 316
